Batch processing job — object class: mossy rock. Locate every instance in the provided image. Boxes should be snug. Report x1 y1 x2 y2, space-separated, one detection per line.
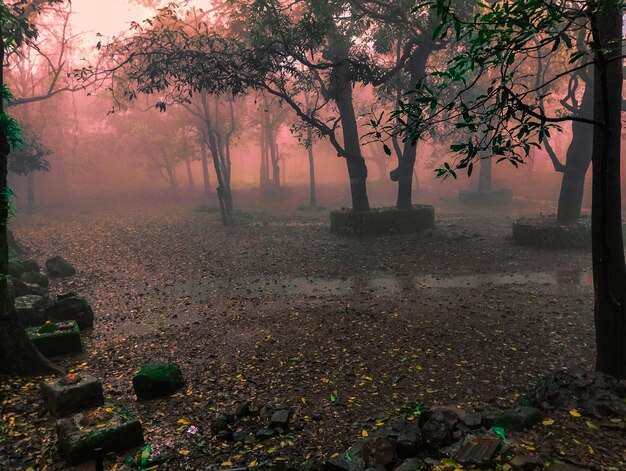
493 406 542 432
45 295 94 330
330 205 435 236
132 362 185 400
41 373 104 417
27 320 83 357
13 294 48 327
20 270 50 288
22 259 40 272
56 404 144 465
12 278 47 298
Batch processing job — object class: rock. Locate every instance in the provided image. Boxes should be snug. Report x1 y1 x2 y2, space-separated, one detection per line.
493 406 542 432
13 295 47 327
22 259 40 272
325 454 365 471
362 437 396 469
7 229 26 254
394 458 422 471
210 414 233 434
452 434 502 464
255 428 276 440
45 256 76 278
508 454 543 469
20 271 49 288
463 412 483 428
56 404 144 465
235 400 251 417
420 411 453 447
26 321 83 357
40 373 104 417
132 362 185 400
396 429 420 458
45 295 94 330
389 416 409 432
270 409 291 428
12 278 47 298
8 259 24 277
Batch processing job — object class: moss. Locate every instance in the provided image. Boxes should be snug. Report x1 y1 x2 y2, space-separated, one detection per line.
39 320 58 334
137 362 181 382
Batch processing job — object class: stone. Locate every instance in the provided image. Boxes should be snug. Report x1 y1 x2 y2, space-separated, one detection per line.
210 415 233 434
12 278 47 298
453 434 502 464
389 416 409 432
396 429 420 458
394 458 422 471
420 411 454 448
56 404 144 465
493 406 542 432
45 255 76 278
508 454 543 469
330 205 435 235
132 361 185 400
235 400 251 417
325 454 365 471
255 428 276 440
458 189 513 206
40 373 104 417
463 412 483 428
45 295 94 330
8 259 24 277
20 270 49 288
512 215 591 250
13 294 47 326
22 259 40 272
362 437 396 469
26 321 83 357
270 409 291 428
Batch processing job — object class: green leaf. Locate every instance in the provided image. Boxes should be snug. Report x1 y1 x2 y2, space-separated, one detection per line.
383 144 391 156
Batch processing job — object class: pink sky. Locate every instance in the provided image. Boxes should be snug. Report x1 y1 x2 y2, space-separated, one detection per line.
71 0 150 38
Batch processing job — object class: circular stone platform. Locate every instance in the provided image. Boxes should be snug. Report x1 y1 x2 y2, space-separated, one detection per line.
330 205 435 235
512 215 591 249
458 189 513 205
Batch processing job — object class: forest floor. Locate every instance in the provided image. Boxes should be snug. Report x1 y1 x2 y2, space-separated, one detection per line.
1 188 625 470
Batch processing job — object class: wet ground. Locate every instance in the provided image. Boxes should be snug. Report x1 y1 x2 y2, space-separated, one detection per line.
3 194 625 469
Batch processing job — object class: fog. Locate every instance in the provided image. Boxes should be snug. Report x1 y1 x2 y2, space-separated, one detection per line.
3 1 626 470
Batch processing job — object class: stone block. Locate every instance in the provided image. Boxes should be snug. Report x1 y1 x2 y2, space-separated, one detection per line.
27 321 83 357
330 205 435 235
41 373 104 417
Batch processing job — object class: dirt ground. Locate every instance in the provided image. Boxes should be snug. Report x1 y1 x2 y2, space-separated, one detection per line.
1 186 625 470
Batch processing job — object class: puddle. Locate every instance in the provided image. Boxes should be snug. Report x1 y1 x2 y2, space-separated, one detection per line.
108 270 592 339
162 270 593 301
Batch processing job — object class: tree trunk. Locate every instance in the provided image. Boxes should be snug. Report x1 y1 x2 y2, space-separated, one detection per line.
478 157 492 192
184 155 195 191
307 131 317 208
395 44 431 209
557 83 593 223
199 136 211 196
26 172 34 212
334 69 369 211
0 35 61 377
590 0 626 379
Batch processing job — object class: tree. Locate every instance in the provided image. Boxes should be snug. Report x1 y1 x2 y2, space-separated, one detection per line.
7 126 51 210
375 0 625 377
0 0 62 376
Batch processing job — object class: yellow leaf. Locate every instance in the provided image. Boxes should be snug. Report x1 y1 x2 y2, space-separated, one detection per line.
274 457 287 462
221 461 233 466
375 421 385 427
320 377 330 383
248 461 258 467
301 397 306 404
178 418 191 425
542 418 555 426
569 409 581 417
414 365 423 371
105 407 113 413
330 453 340 459
585 420 598 429
361 429 368 437
179 449 190 456
363 376 373 381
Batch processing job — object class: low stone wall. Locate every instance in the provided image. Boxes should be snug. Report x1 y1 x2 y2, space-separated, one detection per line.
512 215 591 249
330 205 435 235
458 189 513 205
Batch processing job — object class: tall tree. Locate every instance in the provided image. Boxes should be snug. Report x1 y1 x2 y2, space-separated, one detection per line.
376 0 626 377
